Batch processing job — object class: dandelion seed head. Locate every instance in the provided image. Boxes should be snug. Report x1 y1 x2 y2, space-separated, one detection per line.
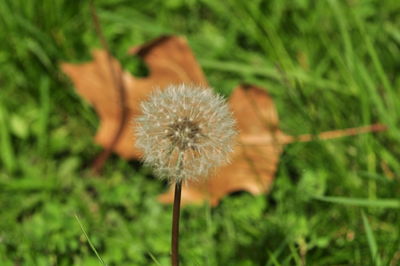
135 84 237 182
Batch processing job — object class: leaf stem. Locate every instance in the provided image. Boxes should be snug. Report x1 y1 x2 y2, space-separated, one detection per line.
240 123 387 145
171 180 182 266
89 0 128 174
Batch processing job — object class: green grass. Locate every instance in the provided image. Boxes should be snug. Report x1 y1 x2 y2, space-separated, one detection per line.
74 214 107 266
0 0 400 265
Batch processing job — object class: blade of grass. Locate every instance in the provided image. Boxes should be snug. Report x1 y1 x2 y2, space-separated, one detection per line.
147 252 162 266
288 243 302 266
199 59 343 91
266 239 288 266
357 171 391 183
205 203 217 265
313 196 400 208
0 99 16 172
328 0 354 71
362 211 382 266
74 214 107 266
353 10 394 94
266 250 282 266
38 78 50 155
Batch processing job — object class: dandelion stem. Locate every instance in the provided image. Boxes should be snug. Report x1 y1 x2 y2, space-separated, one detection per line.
171 180 182 266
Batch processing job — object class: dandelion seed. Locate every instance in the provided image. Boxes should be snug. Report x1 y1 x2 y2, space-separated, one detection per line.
135 84 237 182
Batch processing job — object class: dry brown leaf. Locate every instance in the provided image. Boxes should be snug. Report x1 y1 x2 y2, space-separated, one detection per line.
61 36 208 159
158 84 290 206
62 35 386 205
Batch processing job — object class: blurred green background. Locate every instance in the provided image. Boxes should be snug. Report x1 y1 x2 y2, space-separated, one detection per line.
1 0 400 265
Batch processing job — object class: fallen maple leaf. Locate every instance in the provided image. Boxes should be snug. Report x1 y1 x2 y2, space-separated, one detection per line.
158 84 289 206
61 36 208 161
62 35 386 206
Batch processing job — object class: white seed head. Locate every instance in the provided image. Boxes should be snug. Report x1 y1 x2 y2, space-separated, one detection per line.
135 84 237 182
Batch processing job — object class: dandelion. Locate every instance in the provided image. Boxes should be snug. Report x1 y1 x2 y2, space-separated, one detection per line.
135 84 237 182
135 84 236 266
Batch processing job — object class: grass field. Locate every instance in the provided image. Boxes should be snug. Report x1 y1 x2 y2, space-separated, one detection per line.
1 0 400 265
